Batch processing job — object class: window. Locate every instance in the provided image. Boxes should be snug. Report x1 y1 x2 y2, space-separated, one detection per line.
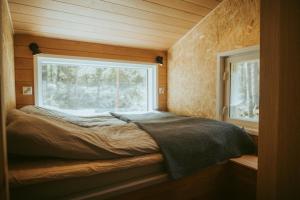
220 48 260 131
35 55 157 115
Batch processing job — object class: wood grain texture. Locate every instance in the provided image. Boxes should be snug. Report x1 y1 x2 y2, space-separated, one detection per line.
230 155 258 170
109 164 229 200
1 0 15 199
167 0 260 118
1 0 15 112
228 162 257 200
14 34 167 110
8 0 223 50
109 161 256 200
258 0 300 199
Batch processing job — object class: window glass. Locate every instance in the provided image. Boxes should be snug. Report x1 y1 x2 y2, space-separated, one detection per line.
37 56 156 115
118 68 148 112
229 59 260 122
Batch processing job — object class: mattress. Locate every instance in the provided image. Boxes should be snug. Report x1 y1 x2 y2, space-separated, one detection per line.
9 154 165 200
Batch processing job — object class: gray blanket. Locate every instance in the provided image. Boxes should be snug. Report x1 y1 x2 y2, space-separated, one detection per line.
112 112 255 179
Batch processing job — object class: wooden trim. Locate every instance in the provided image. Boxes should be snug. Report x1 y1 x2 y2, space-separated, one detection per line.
216 45 260 134
216 45 260 120
230 155 258 171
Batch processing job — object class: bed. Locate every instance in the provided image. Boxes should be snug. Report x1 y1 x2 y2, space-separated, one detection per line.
7 106 255 200
9 154 165 200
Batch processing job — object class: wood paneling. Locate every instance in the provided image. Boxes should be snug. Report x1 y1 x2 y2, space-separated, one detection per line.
167 0 260 118
109 164 229 200
1 0 15 198
110 161 256 200
1 0 15 112
8 0 223 50
258 0 300 199
14 34 168 110
229 162 257 200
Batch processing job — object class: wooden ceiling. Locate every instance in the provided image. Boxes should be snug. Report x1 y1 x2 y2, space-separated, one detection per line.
8 0 223 50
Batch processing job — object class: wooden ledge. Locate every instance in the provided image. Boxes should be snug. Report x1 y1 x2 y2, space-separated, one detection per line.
230 155 258 170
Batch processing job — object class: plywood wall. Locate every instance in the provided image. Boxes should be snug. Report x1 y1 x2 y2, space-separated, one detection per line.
167 0 260 118
14 34 167 110
1 0 15 198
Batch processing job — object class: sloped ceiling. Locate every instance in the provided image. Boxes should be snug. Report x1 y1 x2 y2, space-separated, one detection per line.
8 0 222 50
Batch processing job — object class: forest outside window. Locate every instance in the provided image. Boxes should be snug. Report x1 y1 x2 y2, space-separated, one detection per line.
223 50 260 130
35 55 157 115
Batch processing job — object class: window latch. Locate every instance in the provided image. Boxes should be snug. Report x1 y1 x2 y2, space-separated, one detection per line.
222 106 228 116
223 71 228 81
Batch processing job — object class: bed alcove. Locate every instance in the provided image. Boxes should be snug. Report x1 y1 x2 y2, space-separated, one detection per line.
1 0 300 199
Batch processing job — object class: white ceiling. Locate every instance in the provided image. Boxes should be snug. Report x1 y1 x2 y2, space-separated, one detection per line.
9 0 223 50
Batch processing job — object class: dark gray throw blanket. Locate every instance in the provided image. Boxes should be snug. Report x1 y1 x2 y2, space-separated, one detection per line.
111 112 255 179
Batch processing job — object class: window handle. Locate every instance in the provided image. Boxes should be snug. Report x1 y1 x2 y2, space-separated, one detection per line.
222 106 228 116
223 72 229 81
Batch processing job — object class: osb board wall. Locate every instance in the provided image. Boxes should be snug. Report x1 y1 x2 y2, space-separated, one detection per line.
14 34 167 110
167 0 260 118
1 0 15 198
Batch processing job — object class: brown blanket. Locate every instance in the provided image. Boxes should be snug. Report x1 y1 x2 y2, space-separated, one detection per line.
9 154 163 187
7 109 159 160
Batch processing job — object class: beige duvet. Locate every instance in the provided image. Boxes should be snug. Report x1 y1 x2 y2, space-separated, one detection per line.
7 106 159 160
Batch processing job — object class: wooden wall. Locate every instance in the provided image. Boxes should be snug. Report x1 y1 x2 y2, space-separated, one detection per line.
1 0 15 111
0 0 15 199
14 34 167 110
258 0 300 199
167 0 260 118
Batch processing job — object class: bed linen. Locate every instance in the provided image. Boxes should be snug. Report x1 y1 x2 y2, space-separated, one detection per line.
112 112 255 179
7 109 159 160
20 106 126 127
8 106 253 182
9 154 164 200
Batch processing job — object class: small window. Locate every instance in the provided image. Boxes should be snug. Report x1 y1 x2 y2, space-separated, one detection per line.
222 50 260 130
35 55 157 115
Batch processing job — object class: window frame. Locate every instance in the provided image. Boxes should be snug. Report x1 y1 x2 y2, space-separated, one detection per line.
34 54 159 114
216 46 260 135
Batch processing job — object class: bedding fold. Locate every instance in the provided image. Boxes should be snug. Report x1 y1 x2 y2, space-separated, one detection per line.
7 109 159 160
19 106 126 127
112 112 255 179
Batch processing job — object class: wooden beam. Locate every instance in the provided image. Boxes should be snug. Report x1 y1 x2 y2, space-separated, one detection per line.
258 0 300 199
0 0 14 198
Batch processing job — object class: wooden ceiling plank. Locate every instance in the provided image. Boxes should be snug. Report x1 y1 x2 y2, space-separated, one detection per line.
13 24 171 50
8 0 223 50
183 0 221 9
102 0 201 22
13 21 173 46
9 0 193 30
11 14 176 43
54 0 196 27
11 11 181 39
14 34 166 58
145 0 211 16
15 30 169 50
9 3 186 35
14 44 165 61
